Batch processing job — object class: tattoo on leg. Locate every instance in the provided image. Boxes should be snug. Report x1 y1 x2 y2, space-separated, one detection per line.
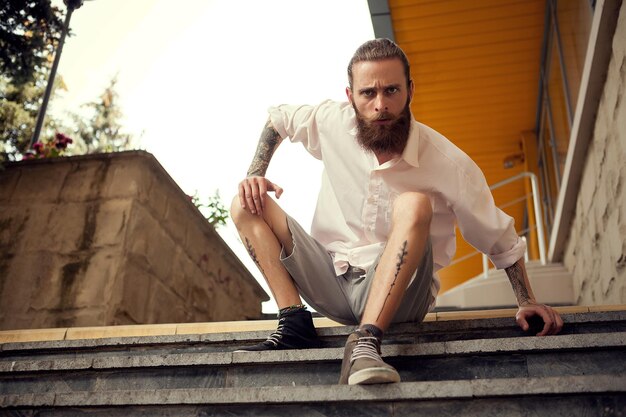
244 237 265 276
505 260 530 305
376 240 408 321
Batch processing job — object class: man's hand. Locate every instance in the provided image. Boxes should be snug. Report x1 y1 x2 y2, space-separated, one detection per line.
515 303 563 336
238 176 283 216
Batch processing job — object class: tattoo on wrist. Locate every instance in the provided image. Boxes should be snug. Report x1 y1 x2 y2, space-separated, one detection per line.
245 237 265 276
247 120 282 177
505 260 531 305
377 240 408 321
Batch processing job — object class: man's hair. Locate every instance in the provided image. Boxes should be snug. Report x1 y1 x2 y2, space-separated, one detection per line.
347 38 411 89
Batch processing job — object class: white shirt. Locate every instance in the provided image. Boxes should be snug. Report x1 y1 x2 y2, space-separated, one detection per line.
269 100 526 303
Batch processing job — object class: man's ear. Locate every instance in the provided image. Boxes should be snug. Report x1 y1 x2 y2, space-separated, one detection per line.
408 79 415 103
346 86 353 104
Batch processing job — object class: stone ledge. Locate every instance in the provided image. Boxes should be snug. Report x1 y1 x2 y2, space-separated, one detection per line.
0 332 622 374
0 375 623 407
1 305 624 344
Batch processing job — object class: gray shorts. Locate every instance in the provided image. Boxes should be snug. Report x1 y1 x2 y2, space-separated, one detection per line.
280 216 434 325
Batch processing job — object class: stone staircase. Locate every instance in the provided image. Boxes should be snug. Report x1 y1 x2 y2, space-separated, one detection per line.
437 260 576 309
0 308 625 416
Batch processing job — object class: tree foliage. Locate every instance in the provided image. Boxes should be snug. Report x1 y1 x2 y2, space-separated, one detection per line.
191 190 230 228
0 73 65 161
0 0 64 87
69 77 134 154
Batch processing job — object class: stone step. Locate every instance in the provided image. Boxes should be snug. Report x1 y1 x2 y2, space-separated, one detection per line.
1 310 625 416
1 332 623 395
1 375 624 416
2 310 624 356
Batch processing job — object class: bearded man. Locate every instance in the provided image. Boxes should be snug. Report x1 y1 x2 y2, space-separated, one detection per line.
230 38 563 386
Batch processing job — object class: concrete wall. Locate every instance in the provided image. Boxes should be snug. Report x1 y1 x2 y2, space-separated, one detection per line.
563 3 626 305
0 151 268 330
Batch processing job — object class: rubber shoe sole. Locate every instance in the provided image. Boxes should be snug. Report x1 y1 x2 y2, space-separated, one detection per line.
348 367 401 385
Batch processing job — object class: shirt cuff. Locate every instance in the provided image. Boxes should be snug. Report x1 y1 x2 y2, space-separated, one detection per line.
488 236 527 269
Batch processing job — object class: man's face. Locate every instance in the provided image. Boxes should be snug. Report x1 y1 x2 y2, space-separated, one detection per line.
347 58 413 155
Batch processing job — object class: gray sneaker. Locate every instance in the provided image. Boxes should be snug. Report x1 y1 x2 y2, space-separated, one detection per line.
338 329 401 385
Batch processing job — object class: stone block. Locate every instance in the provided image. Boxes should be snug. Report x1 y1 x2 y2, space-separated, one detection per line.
102 157 151 200
24 202 87 253
75 248 123 309
0 205 29 251
92 199 133 248
146 278 190 324
11 161 70 203
0 251 58 319
58 159 112 202
0 167 21 203
116 261 153 324
144 179 171 220
162 196 190 246
126 203 176 280
171 247 202 301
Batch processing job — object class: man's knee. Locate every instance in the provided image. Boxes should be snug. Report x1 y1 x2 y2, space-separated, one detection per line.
230 194 250 226
391 192 433 227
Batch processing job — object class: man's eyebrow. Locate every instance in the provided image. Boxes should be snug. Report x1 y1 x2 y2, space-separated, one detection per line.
357 83 402 93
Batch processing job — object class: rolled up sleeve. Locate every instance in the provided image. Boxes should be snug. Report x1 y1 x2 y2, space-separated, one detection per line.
268 103 323 160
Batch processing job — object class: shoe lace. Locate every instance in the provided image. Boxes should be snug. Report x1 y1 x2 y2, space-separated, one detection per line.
350 336 382 363
264 318 286 347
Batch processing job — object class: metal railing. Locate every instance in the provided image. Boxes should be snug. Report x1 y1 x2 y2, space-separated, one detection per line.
448 171 547 279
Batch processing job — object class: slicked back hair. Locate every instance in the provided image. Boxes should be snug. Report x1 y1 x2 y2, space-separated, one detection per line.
347 38 411 89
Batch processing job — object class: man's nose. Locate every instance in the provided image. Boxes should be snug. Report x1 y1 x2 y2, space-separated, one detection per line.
374 94 388 112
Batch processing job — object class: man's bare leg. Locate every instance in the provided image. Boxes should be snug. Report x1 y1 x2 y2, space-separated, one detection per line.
230 195 301 308
340 192 432 384
361 192 432 330
230 196 320 351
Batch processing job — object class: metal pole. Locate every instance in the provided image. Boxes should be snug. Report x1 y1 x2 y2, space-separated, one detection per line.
529 172 547 265
30 3 79 147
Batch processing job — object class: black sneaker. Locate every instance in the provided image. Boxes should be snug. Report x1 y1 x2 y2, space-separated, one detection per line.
234 307 321 352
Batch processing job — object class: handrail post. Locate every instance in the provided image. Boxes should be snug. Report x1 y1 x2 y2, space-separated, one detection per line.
482 254 489 279
528 172 547 264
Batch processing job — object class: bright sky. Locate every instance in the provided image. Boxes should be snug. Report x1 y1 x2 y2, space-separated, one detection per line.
50 0 375 313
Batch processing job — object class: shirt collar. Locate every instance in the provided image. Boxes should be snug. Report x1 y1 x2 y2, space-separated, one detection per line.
401 119 420 168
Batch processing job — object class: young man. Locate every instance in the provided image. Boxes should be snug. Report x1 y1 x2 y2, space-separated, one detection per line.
230 39 563 385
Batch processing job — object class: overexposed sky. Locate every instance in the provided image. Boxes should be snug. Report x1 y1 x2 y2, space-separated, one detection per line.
50 0 375 312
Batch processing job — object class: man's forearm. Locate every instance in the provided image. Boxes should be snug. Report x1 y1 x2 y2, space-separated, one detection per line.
505 258 536 306
247 119 283 177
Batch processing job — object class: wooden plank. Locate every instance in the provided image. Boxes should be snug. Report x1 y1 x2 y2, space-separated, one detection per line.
0 328 68 344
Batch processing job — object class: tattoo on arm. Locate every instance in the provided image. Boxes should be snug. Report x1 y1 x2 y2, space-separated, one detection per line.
245 237 265 276
247 119 283 177
377 240 408 321
505 260 531 305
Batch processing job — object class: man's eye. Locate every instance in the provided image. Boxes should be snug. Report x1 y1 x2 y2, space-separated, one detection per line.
386 87 399 94
362 90 374 97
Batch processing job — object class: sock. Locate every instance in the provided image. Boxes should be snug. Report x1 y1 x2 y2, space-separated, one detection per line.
278 304 307 316
359 323 384 340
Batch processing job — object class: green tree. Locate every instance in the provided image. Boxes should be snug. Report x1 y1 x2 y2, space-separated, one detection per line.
0 73 66 162
190 190 230 228
0 0 64 87
69 76 135 154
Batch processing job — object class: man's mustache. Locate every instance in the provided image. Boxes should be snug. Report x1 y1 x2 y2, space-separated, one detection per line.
372 112 395 122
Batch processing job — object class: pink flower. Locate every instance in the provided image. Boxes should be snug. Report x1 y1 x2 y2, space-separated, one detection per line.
33 142 44 153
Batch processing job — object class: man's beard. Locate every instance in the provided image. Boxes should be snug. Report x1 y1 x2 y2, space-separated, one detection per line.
354 101 411 155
